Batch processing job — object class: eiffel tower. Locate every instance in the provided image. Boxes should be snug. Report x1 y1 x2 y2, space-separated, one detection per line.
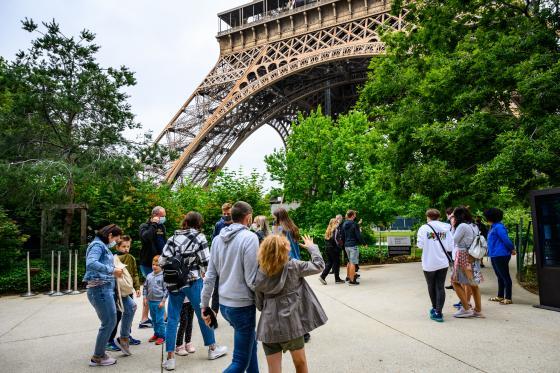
155 0 407 185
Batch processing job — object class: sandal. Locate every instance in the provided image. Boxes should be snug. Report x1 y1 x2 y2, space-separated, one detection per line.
489 297 504 302
500 299 513 305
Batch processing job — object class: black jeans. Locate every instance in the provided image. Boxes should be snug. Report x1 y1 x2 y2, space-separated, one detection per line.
491 255 512 299
423 267 448 314
321 246 341 280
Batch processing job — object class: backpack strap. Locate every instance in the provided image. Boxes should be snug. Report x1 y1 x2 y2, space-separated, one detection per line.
426 223 453 264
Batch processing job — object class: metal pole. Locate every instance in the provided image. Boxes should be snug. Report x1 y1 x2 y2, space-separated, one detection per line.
64 248 73 294
70 249 81 295
20 251 37 297
51 251 64 296
44 250 55 295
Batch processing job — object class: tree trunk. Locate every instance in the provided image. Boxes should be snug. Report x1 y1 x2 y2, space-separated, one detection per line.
62 175 75 248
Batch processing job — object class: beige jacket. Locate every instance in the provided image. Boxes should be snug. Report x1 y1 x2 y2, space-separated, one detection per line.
254 244 328 343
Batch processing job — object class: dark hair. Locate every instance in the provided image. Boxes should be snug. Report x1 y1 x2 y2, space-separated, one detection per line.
96 224 123 244
231 201 253 223
426 209 441 220
273 207 300 241
117 235 131 246
452 206 473 228
346 210 356 219
182 211 204 230
483 208 504 223
445 207 454 216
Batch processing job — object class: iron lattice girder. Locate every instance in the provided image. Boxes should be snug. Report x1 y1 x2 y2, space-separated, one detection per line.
155 0 408 185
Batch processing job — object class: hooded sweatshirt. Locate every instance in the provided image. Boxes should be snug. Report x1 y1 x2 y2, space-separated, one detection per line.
201 223 259 308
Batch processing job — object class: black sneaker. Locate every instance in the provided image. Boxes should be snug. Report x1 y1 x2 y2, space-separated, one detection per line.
445 285 454 290
348 280 360 286
355 273 361 279
335 279 345 284
304 333 310 343
138 319 153 329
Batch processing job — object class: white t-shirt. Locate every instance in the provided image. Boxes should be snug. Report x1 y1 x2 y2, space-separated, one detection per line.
417 220 453 272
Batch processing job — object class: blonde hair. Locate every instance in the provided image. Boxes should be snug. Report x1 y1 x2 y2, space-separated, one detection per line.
325 218 339 240
254 215 269 235
258 235 290 276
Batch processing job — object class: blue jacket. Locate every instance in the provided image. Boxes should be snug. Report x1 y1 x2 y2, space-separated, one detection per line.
83 237 115 283
342 220 364 247
487 222 515 257
212 218 230 239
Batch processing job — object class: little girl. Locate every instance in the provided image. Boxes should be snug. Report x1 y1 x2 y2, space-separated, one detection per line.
254 234 328 373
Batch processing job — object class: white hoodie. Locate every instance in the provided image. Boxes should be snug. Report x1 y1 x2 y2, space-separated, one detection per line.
201 223 259 308
417 220 453 272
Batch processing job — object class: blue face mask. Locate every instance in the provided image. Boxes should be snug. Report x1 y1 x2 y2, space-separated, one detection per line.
108 241 117 249
159 217 166 225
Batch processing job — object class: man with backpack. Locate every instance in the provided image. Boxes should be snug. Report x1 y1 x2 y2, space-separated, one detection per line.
201 201 260 373
342 210 365 285
138 206 167 329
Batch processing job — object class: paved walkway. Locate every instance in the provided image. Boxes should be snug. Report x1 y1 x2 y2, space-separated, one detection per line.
1 260 559 372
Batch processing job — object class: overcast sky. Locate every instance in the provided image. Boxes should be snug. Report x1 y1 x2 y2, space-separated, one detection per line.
0 0 284 189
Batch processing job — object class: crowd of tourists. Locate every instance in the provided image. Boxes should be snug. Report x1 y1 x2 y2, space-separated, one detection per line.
83 200 515 369
418 206 515 322
83 202 328 371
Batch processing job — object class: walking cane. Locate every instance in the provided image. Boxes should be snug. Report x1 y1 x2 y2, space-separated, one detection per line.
161 338 164 373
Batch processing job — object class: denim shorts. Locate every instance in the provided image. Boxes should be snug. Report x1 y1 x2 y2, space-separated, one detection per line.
262 336 305 356
345 246 359 264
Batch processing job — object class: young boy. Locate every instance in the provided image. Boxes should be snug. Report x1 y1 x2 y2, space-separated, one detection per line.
143 255 167 345
106 236 141 352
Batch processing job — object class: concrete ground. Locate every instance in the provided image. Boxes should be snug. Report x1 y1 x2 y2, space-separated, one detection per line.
1 260 559 373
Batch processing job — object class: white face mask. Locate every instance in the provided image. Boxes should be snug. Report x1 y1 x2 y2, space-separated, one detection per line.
108 241 117 249
159 216 166 224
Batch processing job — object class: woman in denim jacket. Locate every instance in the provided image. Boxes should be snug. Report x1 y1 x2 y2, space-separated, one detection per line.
83 224 123 367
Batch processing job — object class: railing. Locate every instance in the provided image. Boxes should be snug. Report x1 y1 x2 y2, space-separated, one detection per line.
217 0 341 36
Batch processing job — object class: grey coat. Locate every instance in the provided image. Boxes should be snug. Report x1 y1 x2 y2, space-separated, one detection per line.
254 244 328 343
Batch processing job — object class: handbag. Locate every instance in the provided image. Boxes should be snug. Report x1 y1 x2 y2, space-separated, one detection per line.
468 225 488 259
114 255 134 312
426 223 453 264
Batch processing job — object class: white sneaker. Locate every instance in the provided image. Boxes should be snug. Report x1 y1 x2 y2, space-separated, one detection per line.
162 358 176 371
175 344 188 356
89 354 117 366
208 344 227 360
454 307 474 318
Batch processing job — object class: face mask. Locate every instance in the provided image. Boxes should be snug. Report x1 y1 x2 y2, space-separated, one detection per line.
108 241 117 249
159 216 166 225
222 215 232 222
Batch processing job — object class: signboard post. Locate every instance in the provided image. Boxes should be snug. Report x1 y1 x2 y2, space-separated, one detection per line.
530 187 560 312
387 236 412 257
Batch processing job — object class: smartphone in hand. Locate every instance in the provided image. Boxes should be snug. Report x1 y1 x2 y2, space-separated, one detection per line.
203 308 218 329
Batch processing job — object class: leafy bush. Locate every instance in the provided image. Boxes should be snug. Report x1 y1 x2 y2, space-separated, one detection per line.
0 207 28 273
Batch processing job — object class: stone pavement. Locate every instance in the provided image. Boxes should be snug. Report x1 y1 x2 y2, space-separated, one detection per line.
1 260 559 373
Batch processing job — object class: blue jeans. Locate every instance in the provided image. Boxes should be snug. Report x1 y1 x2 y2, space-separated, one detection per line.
119 295 137 338
140 264 152 278
148 300 166 338
220 304 259 373
87 283 117 357
165 278 216 352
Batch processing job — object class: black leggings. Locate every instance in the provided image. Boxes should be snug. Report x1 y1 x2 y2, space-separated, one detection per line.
321 246 341 280
176 302 194 346
423 267 448 314
491 255 512 299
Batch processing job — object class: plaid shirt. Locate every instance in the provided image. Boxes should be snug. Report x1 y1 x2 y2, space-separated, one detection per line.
160 228 210 286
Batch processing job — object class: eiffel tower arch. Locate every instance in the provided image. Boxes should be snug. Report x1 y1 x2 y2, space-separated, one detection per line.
155 0 407 185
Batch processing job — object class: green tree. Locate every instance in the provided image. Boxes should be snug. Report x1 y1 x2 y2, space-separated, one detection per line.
0 19 140 246
359 0 560 209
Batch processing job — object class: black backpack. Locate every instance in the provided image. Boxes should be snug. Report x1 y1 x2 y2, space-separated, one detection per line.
161 235 196 292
